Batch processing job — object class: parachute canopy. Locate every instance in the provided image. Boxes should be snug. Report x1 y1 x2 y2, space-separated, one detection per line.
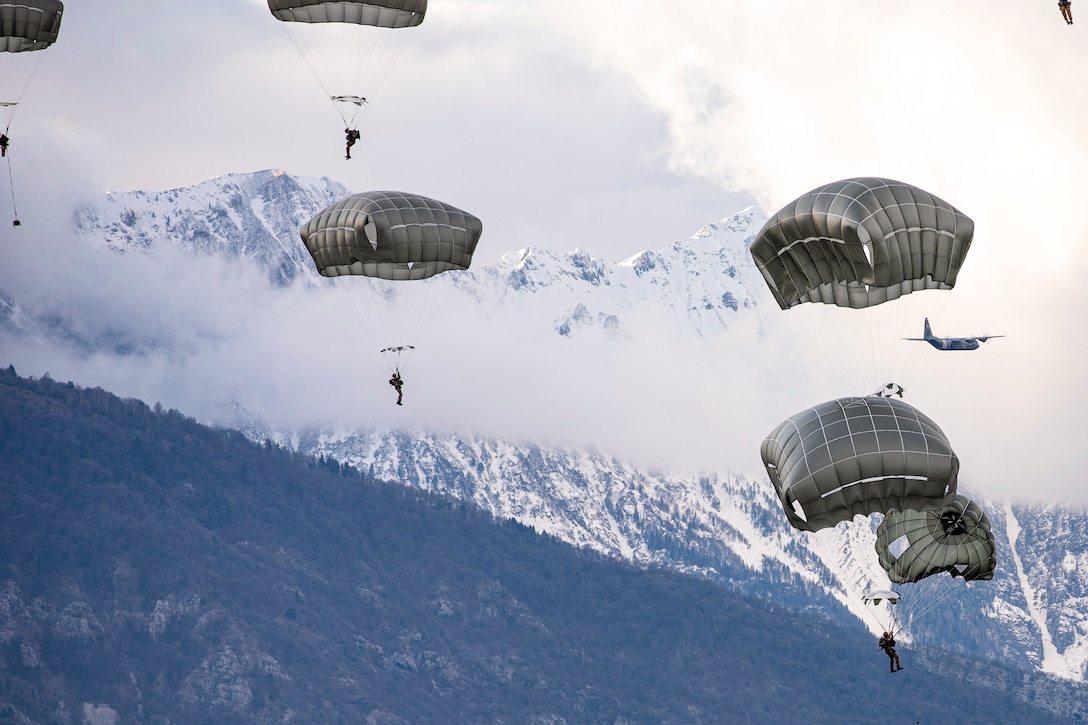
0 0 63 53
301 190 482 281
267 0 426 28
761 396 958 532
750 177 974 310
875 495 996 583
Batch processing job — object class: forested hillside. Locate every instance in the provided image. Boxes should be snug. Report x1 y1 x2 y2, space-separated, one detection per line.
0 366 1083 723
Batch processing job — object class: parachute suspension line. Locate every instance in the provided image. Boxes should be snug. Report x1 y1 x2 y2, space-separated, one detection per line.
335 26 414 130
790 305 879 394
787 306 845 388
786 292 952 397
0 49 49 133
1 49 53 227
891 573 971 639
900 289 955 389
335 276 391 376
5 152 18 225
807 525 899 635
277 20 417 130
377 273 463 378
900 581 960 628
359 27 413 107
397 274 442 345
275 23 360 128
774 262 887 393
278 24 341 123
338 276 431 377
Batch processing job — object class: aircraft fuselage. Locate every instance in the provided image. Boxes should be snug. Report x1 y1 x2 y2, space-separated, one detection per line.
925 337 981 351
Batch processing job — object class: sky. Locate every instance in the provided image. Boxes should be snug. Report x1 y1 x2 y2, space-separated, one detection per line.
2 0 1088 504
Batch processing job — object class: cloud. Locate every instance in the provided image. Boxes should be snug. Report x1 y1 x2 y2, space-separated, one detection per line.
541 0 1088 503
4 1 1087 505
14 1 751 267
552 1 1087 265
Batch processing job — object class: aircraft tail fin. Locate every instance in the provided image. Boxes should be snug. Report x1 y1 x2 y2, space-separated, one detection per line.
923 318 933 340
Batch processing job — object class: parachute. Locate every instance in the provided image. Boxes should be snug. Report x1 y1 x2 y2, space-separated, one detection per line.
760 395 958 532
267 0 426 27
267 0 426 128
301 190 481 371
875 495 996 584
748 178 977 388
749 177 974 311
0 0 64 225
0 0 62 50
301 190 481 280
754 179 990 636
0 0 62 123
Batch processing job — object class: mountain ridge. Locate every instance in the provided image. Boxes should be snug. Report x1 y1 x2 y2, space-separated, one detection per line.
6 168 1088 685
1 366 1085 722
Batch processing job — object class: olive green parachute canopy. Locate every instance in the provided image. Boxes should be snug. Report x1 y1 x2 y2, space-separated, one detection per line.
301 191 482 281
875 495 996 583
267 0 426 28
0 0 63 53
760 396 958 532
749 177 974 310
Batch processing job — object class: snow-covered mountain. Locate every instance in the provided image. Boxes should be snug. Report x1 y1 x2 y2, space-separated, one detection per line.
10 169 1088 687
70 168 768 343
268 426 1088 684
458 208 767 340
73 169 348 285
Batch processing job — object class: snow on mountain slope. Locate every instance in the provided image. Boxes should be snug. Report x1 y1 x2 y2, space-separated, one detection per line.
450 206 769 342
284 426 848 612
73 169 348 285
67 169 769 343
278 422 1088 681
1001 502 1088 680
12 169 1088 684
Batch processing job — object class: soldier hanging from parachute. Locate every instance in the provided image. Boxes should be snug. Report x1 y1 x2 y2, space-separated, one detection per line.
759 395 996 665
267 1 426 159
749 180 995 661
299 191 482 402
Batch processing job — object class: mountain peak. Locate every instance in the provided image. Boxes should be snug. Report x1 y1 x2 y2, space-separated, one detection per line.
70 171 772 340
75 169 349 285
691 204 766 241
